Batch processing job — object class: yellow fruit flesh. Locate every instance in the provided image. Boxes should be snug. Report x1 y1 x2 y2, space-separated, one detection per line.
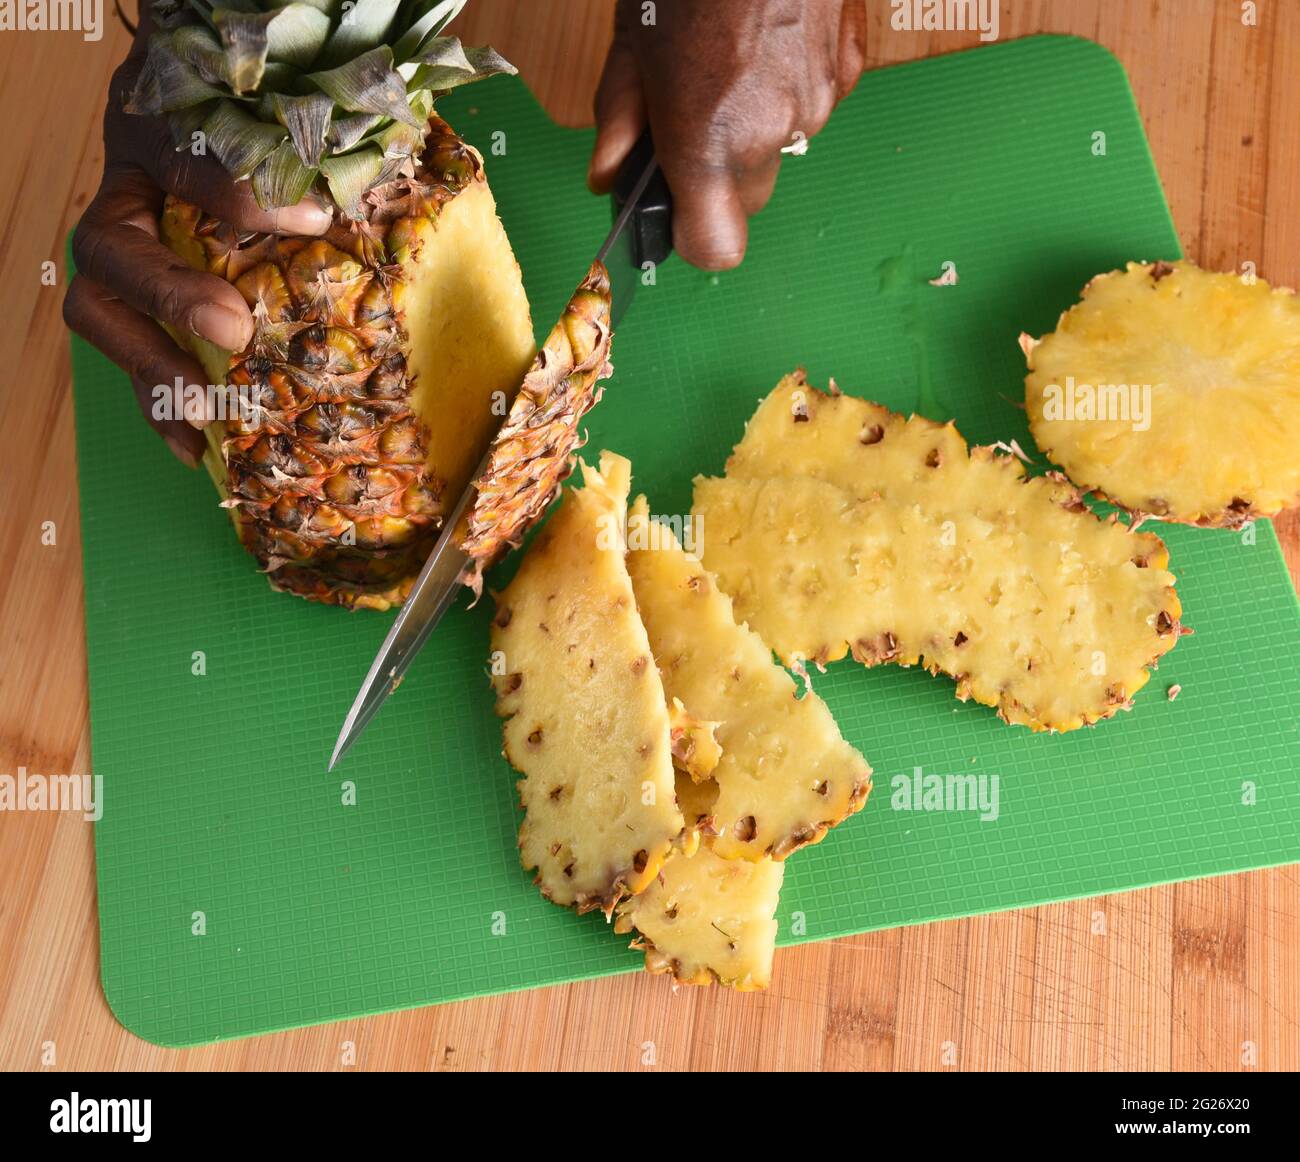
693 374 1183 732
615 847 784 990
627 496 872 859
667 698 723 783
490 453 683 915
1024 260 1300 526
399 181 535 506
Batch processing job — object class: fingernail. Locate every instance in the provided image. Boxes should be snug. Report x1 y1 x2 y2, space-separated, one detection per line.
164 433 202 469
193 303 252 350
277 198 334 234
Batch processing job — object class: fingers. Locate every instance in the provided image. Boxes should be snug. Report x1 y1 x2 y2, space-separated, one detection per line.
663 163 749 271
835 0 868 101
737 155 781 218
158 144 333 236
64 274 213 467
105 52 332 237
73 167 254 352
588 36 647 194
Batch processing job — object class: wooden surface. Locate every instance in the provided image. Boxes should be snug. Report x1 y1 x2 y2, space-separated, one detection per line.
2 0 1298 1072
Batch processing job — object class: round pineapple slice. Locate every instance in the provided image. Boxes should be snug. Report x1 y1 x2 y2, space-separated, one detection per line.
1023 261 1300 527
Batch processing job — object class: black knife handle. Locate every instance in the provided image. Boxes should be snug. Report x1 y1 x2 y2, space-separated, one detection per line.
612 129 673 269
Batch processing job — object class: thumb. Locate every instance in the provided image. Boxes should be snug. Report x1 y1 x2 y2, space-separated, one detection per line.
588 38 646 194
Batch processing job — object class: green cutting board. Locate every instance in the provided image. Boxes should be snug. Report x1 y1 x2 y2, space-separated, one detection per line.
71 36 1300 1047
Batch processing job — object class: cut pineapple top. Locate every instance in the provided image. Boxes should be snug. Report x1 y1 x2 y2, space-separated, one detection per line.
1024 261 1300 527
693 374 1184 733
491 453 683 915
615 848 785 990
627 497 872 860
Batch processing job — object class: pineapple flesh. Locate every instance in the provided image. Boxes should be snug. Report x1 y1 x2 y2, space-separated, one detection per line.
667 698 722 783
1024 261 1300 527
131 2 537 609
627 496 873 859
615 848 784 990
693 373 1184 732
490 453 683 915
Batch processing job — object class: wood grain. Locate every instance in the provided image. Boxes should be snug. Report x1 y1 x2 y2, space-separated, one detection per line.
1 0 1296 1072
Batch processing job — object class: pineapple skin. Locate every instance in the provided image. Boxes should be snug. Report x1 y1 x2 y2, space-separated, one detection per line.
1024 260 1300 527
614 848 785 990
694 373 1185 733
627 496 872 860
490 453 684 917
160 116 535 609
462 263 613 596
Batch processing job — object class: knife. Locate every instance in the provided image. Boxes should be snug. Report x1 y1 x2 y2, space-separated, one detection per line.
329 134 673 771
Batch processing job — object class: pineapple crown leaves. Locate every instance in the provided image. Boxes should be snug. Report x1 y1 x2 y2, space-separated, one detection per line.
125 0 515 217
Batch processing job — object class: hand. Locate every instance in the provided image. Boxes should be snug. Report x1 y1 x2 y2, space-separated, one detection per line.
63 24 333 466
588 0 866 271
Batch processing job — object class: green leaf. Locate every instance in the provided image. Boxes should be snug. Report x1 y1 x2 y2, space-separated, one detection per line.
171 25 231 85
320 146 384 218
272 91 334 167
409 43 514 94
404 34 472 72
125 36 227 115
202 99 289 179
327 112 383 151
265 4 333 68
213 9 275 94
392 0 466 61
309 46 420 126
252 139 320 208
317 0 403 69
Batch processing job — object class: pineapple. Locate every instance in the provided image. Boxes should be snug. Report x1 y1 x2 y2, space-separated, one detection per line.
461 264 613 596
693 373 1184 732
627 496 872 860
1023 261 1300 527
667 698 722 783
129 1 537 608
614 848 784 990
489 453 683 915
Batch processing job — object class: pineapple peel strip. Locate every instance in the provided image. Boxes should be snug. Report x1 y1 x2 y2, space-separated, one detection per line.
462 262 614 596
626 495 873 861
693 372 1184 733
489 452 683 917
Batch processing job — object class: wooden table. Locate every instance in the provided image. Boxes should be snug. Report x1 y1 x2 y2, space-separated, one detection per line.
2 0 1297 1072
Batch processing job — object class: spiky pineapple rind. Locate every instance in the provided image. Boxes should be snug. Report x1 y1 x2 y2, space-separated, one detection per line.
462 263 613 596
162 118 533 610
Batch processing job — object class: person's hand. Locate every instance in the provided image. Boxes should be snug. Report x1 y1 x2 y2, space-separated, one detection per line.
63 25 333 466
588 0 865 271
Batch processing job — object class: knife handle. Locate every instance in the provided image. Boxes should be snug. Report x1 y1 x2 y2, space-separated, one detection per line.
612 129 673 269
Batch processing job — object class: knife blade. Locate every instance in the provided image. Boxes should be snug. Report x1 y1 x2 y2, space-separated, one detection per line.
329 138 671 771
